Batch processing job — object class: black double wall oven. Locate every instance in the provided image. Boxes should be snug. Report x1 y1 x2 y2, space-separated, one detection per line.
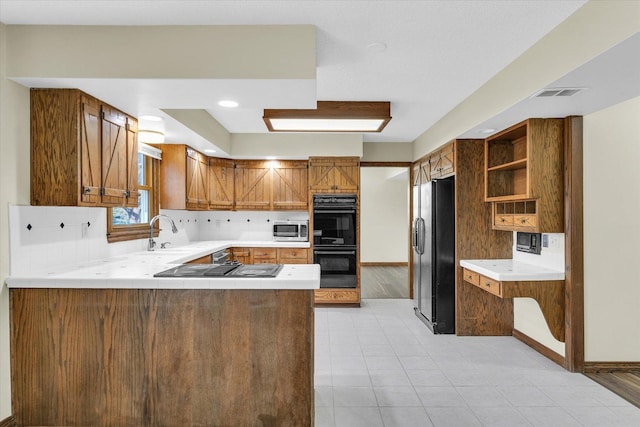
313 194 357 288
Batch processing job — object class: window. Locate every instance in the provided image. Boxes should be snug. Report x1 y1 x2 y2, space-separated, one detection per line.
107 152 160 242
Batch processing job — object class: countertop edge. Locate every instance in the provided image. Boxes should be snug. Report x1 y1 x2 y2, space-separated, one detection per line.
6 240 318 290
460 259 565 281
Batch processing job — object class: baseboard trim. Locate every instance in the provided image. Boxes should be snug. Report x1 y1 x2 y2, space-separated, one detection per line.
360 262 408 267
512 329 565 367
0 415 16 427
583 362 640 373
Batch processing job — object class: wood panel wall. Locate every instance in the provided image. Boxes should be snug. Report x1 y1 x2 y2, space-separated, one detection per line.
0 415 16 427
11 288 314 426
454 139 514 335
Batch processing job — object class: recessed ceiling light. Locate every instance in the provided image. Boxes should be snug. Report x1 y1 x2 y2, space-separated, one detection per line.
139 115 163 122
138 130 165 144
218 100 239 108
366 42 387 53
204 149 217 154
479 128 496 134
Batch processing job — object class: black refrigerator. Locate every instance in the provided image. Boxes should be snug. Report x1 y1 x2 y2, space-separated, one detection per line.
412 175 455 334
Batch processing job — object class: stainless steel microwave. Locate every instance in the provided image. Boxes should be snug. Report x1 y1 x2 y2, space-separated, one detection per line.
273 220 309 242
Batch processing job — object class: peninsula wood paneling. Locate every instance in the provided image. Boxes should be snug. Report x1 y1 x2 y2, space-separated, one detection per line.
454 139 514 335
10 288 314 426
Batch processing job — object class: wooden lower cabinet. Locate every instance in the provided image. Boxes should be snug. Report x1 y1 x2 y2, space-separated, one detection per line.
252 247 278 264
278 247 310 264
230 247 252 264
230 247 310 265
10 288 314 427
314 289 360 305
462 268 565 342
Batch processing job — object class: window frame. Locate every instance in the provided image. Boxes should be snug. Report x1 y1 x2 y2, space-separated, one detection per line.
107 154 160 243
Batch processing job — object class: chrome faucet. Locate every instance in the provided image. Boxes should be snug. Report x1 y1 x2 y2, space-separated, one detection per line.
148 214 178 251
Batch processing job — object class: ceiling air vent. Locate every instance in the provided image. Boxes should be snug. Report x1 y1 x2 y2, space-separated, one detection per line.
531 87 586 98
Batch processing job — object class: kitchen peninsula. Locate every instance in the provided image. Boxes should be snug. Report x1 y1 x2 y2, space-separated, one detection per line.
7 241 319 426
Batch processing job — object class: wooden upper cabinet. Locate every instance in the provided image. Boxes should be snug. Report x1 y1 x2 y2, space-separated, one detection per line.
234 160 271 210
100 105 129 207
125 118 139 207
411 159 429 187
309 157 359 193
272 160 308 210
485 118 564 233
31 89 137 207
186 148 209 210
79 95 102 205
159 144 208 210
429 141 455 179
208 158 234 210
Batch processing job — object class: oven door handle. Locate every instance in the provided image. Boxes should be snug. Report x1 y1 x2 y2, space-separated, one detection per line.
314 251 356 255
313 209 356 214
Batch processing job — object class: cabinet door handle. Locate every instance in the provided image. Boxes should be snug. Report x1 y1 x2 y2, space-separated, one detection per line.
521 219 526 224
485 282 491 287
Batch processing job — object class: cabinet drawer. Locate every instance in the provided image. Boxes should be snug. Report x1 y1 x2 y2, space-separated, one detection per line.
478 276 501 297
462 268 480 286
513 214 537 228
494 214 514 227
254 258 277 264
278 248 308 260
252 248 277 259
280 258 308 264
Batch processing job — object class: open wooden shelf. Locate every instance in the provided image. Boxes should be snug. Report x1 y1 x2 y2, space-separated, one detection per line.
487 158 528 172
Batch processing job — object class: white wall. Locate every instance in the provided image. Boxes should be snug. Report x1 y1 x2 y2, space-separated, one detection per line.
583 96 640 361
360 167 409 263
413 1 640 160
0 22 31 419
230 133 363 159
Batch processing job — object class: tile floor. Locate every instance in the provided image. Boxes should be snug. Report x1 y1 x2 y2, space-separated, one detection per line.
314 299 640 427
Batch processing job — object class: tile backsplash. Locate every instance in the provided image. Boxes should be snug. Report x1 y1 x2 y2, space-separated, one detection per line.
8 205 308 276
512 231 565 271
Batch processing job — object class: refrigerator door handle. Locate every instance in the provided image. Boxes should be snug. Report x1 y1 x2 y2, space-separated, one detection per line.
412 218 419 253
418 217 426 255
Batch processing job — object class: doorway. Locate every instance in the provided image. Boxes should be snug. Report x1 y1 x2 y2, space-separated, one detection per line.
359 165 411 298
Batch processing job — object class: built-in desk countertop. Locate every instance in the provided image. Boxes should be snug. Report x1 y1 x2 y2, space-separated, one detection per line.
460 258 565 342
460 259 565 281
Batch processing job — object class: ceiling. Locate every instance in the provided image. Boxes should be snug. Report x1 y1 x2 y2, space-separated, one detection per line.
3 0 631 155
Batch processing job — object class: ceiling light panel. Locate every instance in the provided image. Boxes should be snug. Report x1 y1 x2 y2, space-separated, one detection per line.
263 101 391 133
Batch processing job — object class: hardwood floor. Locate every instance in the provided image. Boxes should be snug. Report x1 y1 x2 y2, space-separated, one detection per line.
360 266 409 298
585 371 640 408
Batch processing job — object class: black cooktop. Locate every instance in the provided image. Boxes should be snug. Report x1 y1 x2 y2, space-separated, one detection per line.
154 263 282 278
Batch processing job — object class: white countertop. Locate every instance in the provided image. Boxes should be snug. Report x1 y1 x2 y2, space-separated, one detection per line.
6 240 319 290
459 259 565 281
